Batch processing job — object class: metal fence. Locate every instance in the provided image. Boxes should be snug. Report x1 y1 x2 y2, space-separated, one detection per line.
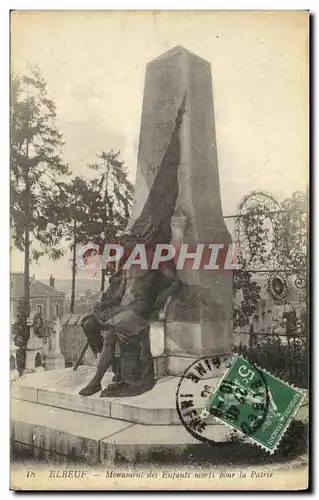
224 190 308 387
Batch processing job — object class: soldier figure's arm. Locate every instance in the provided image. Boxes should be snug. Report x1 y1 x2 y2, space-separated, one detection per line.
154 267 183 310
99 276 127 309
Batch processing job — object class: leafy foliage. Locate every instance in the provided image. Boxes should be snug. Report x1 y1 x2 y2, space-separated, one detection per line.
88 150 134 246
235 190 281 270
11 67 70 366
11 66 70 261
232 190 308 331
12 300 29 346
274 191 308 275
232 271 262 329
56 152 134 310
12 300 29 374
57 176 102 245
235 336 308 389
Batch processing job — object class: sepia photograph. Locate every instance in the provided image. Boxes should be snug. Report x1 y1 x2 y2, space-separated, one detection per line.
9 10 309 491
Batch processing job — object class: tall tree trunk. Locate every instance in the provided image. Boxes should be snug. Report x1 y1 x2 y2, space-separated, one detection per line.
23 225 30 344
24 227 30 316
23 141 31 347
70 219 77 313
103 159 110 236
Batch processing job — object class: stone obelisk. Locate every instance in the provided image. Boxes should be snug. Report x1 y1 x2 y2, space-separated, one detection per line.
46 318 65 370
129 46 233 375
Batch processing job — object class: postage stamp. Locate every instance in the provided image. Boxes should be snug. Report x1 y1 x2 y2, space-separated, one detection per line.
176 354 305 454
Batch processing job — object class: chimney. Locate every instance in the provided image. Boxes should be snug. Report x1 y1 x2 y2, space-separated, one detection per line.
49 275 55 288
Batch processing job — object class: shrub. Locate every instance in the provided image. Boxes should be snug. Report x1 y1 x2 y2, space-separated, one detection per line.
234 335 308 389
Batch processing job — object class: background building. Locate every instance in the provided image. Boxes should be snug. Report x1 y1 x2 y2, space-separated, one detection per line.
10 273 65 323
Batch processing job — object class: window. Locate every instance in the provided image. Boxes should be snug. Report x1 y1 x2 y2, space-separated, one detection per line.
54 304 59 317
37 304 43 316
35 352 42 368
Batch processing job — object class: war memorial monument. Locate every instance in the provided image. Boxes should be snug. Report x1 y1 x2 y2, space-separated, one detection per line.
11 46 257 464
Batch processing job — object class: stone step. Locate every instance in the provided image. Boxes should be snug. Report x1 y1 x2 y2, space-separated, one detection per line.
11 367 220 425
11 399 231 465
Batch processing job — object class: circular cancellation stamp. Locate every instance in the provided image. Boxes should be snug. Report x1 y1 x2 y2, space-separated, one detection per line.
176 354 305 453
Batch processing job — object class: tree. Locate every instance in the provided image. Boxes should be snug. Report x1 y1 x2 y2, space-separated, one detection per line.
88 150 134 288
232 271 262 330
233 191 279 331
59 176 103 313
88 150 134 243
11 67 70 342
12 300 29 375
274 191 308 271
60 151 134 312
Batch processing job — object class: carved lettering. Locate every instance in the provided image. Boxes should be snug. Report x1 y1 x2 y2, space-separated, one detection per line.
155 120 173 131
153 98 175 110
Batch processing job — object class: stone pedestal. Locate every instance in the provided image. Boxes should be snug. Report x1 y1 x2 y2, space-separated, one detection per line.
25 314 45 373
128 46 233 375
46 318 65 371
10 338 20 381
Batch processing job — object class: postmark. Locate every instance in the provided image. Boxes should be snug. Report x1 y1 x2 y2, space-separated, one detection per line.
175 355 237 444
176 355 305 454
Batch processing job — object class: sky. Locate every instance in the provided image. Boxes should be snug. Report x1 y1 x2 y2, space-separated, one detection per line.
10 10 309 280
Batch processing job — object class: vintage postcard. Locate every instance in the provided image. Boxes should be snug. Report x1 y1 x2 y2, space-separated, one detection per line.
10 10 309 491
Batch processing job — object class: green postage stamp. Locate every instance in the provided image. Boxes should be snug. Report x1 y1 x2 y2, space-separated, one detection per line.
201 355 305 454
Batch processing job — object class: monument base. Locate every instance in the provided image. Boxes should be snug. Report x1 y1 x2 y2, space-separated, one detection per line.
165 354 230 376
11 367 233 465
24 366 45 375
164 320 232 376
45 355 65 371
11 368 308 466
11 367 308 466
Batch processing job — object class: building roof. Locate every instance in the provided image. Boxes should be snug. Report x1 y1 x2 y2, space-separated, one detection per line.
10 273 65 298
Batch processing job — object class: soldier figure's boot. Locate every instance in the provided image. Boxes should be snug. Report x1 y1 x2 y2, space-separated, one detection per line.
101 340 142 397
81 315 104 356
79 332 117 396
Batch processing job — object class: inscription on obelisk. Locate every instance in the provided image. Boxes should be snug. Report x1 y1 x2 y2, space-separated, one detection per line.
128 48 188 227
